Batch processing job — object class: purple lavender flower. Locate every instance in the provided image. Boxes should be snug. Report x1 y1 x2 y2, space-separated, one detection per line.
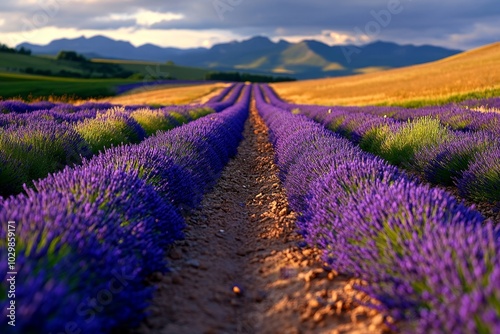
83 144 199 210
33 165 185 272
254 83 499 334
0 120 92 194
458 146 500 203
0 190 150 333
417 131 497 186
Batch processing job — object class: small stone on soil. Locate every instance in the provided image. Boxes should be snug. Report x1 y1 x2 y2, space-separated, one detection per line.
186 259 200 268
232 286 242 296
168 248 182 260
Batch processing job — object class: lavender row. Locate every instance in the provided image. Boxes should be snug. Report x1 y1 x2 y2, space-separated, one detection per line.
0 85 250 333
0 100 176 116
267 86 500 133
0 82 233 115
0 101 208 116
0 105 214 197
0 83 242 196
0 82 240 122
206 83 245 112
206 83 237 103
0 101 114 114
0 93 210 115
261 85 500 205
459 97 500 110
0 104 214 128
319 104 500 134
254 84 500 333
381 104 500 134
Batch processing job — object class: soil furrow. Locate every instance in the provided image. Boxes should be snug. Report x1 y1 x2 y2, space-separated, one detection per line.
135 104 388 334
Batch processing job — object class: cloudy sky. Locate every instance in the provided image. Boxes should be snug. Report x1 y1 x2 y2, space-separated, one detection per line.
0 0 499 50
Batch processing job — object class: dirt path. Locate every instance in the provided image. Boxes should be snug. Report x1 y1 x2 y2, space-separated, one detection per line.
134 105 389 334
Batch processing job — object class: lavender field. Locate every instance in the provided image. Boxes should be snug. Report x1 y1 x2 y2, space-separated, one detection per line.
256 85 500 333
0 83 499 333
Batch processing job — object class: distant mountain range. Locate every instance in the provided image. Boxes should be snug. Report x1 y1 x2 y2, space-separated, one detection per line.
18 36 462 79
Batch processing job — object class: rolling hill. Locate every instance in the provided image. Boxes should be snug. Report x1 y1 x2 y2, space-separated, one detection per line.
0 50 216 100
272 42 500 106
18 35 461 79
0 51 210 80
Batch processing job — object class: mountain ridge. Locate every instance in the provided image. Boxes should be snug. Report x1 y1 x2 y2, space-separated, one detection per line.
17 35 462 79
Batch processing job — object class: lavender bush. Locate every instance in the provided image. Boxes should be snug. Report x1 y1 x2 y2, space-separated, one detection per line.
0 121 92 195
74 108 147 153
458 147 500 203
261 84 500 205
255 84 499 333
0 84 250 332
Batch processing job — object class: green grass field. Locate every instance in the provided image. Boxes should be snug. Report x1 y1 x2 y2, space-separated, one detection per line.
0 52 90 75
0 52 212 100
0 72 137 100
93 58 209 81
0 52 209 79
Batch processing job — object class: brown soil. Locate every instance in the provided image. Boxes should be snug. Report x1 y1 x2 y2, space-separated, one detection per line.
134 105 390 334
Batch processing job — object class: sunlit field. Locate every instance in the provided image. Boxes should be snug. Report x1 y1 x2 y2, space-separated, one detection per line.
1 1 499 333
273 42 500 107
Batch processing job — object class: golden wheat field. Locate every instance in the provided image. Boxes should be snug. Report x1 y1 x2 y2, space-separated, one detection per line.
103 82 227 105
272 42 500 106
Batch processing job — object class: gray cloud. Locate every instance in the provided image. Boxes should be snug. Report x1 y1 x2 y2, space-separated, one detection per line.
0 0 498 49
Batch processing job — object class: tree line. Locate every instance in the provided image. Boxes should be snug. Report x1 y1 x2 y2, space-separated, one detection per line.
205 71 296 83
0 43 31 55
